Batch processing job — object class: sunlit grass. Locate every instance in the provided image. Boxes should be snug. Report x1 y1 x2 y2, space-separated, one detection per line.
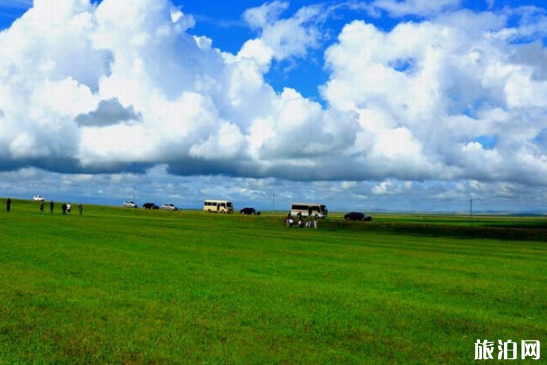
0 199 545 364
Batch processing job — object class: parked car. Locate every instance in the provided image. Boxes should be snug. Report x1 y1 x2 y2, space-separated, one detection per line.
162 203 178 211
240 207 261 215
143 202 160 209
344 212 373 221
123 201 138 208
33 195 45 201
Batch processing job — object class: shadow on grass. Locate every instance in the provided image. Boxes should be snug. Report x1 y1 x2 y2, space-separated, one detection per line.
322 220 547 242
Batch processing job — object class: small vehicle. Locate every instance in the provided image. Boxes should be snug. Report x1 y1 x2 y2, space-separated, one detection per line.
203 200 233 213
344 212 373 221
33 195 45 201
143 202 160 209
162 203 178 211
123 201 138 208
240 207 261 215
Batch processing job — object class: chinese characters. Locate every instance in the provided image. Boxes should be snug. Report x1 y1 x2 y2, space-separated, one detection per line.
475 340 540 360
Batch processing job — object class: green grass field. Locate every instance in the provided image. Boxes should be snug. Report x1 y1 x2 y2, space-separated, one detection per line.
0 199 546 364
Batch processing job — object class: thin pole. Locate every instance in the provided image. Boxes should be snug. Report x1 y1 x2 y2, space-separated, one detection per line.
470 199 473 226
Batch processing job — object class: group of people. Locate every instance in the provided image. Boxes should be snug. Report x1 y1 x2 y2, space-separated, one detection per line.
285 211 318 229
45 201 83 215
5 198 82 215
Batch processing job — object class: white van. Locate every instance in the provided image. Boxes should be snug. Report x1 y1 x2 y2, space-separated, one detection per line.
203 200 234 213
290 203 328 218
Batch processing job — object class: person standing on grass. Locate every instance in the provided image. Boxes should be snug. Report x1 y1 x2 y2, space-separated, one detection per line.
78 203 83 215
39 201 44 212
62 203 67 215
49 200 54 213
6 198 11 212
67 202 71 213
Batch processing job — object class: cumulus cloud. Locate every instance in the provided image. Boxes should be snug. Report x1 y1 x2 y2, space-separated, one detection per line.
0 0 359 178
321 7 547 185
75 98 141 127
0 0 547 197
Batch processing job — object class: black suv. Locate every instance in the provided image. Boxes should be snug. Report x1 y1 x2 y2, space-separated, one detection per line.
143 203 160 209
240 207 261 215
344 212 372 221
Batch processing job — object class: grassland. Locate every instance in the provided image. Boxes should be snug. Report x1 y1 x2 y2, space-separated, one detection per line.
0 199 546 364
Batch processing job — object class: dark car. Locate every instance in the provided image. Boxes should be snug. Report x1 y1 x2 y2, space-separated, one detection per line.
344 212 372 221
143 202 160 209
240 207 261 215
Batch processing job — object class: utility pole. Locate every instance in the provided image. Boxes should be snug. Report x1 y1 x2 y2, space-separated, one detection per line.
470 199 473 226
272 192 275 214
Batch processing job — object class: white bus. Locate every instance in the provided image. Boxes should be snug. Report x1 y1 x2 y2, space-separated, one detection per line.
290 203 329 219
203 200 234 213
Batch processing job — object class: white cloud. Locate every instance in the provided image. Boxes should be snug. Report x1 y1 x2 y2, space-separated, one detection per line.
243 1 290 30
189 122 247 160
242 1 324 60
0 0 547 210
321 8 547 185
372 179 412 195
4 166 545 213
0 0 360 180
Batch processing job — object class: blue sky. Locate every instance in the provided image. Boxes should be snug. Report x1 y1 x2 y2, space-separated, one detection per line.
0 0 547 213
